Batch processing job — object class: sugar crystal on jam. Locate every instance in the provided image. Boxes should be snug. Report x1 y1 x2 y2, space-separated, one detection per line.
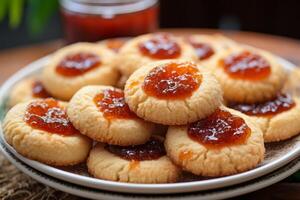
139 34 181 59
24 98 78 135
142 62 202 99
188 109 251 148
56 53 101 76
221 51 271 80
94 88 136 119
188 40 214 60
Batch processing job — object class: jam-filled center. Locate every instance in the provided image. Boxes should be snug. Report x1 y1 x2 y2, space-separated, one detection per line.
188 109 251 148
106 38 127 52
94 89 136 119
105 137 166 161
228 93 295 117
24 98 78 135
56 52 101 76
32 80 51 98
189 40 214 60
138 34 181 59
221 51 271 80
142 62 202 99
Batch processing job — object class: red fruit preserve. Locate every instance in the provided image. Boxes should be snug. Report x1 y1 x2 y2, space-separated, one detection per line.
220 51 271 81
188 109 251 149
24 98 79 135
60 0 158 43
143 62 202 99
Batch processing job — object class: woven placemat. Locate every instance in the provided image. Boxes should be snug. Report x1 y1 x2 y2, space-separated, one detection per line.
1 151 299 200
0 153 83 200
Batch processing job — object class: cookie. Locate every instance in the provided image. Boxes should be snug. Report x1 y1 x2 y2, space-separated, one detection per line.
42 42 119 100
124 60 223 125
3 98 92 166
165 106 265 177
87 136 180 183
283 67 300 97
186 34 237 65
211 46 287 103
228 93 300 142
97 38 131 89
67 85 154 146
8 77 51 107
115 33 197 78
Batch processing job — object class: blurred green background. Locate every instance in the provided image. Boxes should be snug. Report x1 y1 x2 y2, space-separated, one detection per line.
1 0 300 50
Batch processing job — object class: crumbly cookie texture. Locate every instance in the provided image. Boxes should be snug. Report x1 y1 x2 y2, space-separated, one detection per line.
283 67 300 97
67 85 154 146
97 38 131 89
115 33 197 78
42 42 119 101
165 106 265 177
124 60 223 125
3 101 92 166
247 97 300 142
87 143 180 183
9 78 36 107
187 34 237 65
211 46 287 103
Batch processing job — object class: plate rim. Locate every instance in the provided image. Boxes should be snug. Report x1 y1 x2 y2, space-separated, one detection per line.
0 54 299 194
0 138 299 200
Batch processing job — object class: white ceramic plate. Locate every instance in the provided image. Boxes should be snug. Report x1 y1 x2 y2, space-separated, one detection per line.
0 138 299 200
0 55 299 194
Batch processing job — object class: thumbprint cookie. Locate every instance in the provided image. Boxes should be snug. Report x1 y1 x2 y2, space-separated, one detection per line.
115 33 197 79
212 46 287 103
3 98 92 166
186 34 237 65
42 43 119 100
87 136 180 183
165 106 265 177
228 93 300 142
67 85 154 146
9 77 51 107
124 60 223 125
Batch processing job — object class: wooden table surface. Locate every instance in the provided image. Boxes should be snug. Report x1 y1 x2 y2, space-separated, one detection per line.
0 29 299 199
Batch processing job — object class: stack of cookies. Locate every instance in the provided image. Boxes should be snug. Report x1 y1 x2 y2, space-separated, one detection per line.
3 32 300 184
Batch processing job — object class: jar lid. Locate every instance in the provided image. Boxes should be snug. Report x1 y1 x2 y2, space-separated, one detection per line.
60 0 158 17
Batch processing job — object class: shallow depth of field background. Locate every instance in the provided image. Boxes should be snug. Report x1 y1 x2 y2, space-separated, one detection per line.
0 0 300 49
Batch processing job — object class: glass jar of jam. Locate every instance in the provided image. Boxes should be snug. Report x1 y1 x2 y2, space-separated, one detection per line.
60 0 159 43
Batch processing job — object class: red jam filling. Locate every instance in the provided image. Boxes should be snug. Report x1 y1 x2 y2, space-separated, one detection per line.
142 62 202 99
188 109 251 149
228 93 295 117
24 98 79 135
189 40 214 60
56 53 101 76
220 51 271 80
94 88 136 119
138 34 181 59
105 137 166 161
31 80 51 98
106 38 127 52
